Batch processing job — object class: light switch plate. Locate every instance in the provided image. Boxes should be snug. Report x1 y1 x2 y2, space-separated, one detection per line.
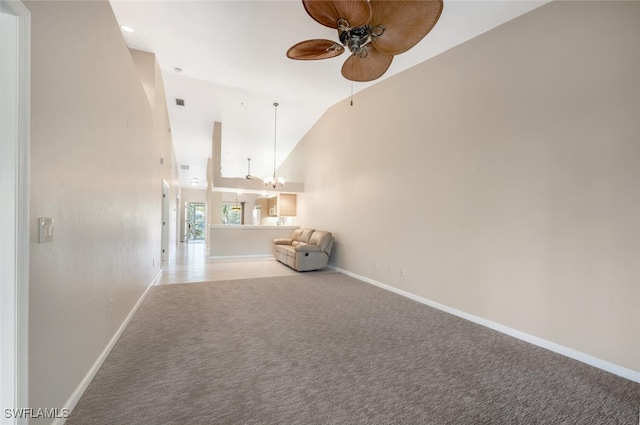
39 217 54 243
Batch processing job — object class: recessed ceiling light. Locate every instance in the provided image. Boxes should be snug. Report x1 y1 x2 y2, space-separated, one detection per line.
120 25 134 33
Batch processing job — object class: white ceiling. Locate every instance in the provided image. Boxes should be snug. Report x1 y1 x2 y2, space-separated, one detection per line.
109 0 547 189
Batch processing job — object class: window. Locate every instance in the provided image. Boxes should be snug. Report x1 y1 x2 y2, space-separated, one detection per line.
222 203 243 225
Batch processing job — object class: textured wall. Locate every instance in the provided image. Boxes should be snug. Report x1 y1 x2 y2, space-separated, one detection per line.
279 1 640 372
27 0 178 416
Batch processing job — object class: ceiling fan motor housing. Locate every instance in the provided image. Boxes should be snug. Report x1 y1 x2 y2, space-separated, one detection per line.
339 26 369 55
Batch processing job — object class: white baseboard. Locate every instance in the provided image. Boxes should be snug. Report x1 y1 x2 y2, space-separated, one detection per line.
53 270 162 425
329 266 640 384
209 254 274 260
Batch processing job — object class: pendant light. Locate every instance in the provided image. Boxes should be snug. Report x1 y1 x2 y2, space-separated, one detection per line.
231 193 241 211
264 102 285 189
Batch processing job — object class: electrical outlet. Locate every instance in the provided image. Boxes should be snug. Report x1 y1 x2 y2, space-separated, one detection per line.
388 265 393 273
400 268 406 277
108 299 114 316
372 262 377 269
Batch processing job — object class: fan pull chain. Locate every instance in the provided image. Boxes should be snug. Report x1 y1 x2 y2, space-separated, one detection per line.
350 80 354 106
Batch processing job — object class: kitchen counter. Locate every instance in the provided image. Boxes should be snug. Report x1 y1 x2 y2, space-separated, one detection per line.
208 225 299 258
208 225 299 229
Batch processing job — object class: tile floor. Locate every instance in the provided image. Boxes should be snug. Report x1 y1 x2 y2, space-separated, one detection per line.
158 240 300 285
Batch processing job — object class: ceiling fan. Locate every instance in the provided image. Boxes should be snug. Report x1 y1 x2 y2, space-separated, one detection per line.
287 0 444 82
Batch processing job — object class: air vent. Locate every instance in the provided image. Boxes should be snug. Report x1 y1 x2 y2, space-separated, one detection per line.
176 98 185 106
180 164 190 170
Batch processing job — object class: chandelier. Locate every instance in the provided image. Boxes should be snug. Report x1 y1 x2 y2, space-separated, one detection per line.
231 192 241 211
264 102 285 189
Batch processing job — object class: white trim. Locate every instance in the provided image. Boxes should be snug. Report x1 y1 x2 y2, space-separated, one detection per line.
0 1 30 423
329 266 640 384
151 271 163 286
52 271 162 425
14 0 30 417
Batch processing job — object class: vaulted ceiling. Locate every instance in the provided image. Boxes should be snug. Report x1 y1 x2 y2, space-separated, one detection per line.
109 0 547 189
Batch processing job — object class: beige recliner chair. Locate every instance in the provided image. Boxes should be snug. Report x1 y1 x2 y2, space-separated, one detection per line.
273 228 334 271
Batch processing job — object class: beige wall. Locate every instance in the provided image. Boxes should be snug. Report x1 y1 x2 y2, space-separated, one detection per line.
130 47 180 257
27 0 179 416
182 188 207 204
130 48 156 108
154 55 181 258
280 1 640 373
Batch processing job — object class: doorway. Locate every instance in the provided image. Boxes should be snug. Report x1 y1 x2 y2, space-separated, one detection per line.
185 202 206 241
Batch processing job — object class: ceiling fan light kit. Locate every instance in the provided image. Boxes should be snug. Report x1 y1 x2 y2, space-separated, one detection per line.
287 0 444 82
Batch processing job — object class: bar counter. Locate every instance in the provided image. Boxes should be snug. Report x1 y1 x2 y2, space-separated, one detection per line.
208 225 299 258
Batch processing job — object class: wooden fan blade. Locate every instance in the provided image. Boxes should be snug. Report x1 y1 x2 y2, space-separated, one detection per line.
287 39 345 60
370 0 443 55
302 0 372 29
341 44 393 82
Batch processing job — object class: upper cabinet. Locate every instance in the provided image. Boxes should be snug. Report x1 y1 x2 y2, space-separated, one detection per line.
262 193 297 217
278 193 297 217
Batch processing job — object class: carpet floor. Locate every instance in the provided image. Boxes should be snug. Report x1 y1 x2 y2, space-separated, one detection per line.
67 272 640 424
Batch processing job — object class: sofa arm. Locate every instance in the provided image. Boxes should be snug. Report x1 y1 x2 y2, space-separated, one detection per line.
273 238 293 245
294 244 321 253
